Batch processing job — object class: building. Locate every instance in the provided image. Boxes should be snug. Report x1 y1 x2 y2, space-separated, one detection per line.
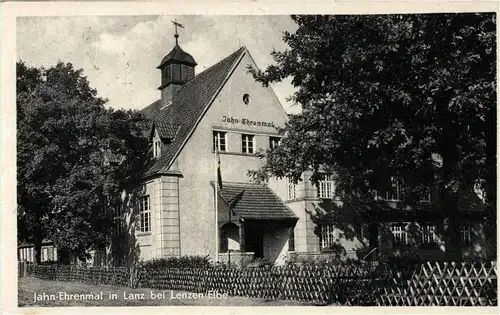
105 32 297 266
103 31 492 267
18 240 58 263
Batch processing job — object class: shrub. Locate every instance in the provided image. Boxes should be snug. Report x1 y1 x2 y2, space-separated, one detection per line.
241 257 273 268
138 255 211 269
39 260 59 265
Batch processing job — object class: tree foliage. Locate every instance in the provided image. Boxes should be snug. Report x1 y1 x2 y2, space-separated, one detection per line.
249 14 496 258
17 61 150 263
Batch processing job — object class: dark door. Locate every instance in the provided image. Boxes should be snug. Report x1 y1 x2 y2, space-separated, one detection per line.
245 227 264 258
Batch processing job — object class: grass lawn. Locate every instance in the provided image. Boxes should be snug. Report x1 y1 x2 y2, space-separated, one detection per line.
19 277 308 307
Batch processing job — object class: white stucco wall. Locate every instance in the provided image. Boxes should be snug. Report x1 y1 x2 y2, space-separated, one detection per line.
174 50 290 260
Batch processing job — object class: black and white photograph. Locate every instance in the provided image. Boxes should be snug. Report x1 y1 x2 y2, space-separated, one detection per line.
3 3 498 311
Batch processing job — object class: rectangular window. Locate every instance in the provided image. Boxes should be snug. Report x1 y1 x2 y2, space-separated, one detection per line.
287 177 296 200
421 225 436 244
166 66 172 81
139 195 151 233
213 131 227 152
391 223 408 246
153 140 161 158
318 175 335 199
48 248 54 261
320 224 336 250
386 177 402 201
461 225 472 244
241 134 255 154
355 224 364 240
42 248 47 261
419 189 431 203
269 136 281 149
113 205 124 236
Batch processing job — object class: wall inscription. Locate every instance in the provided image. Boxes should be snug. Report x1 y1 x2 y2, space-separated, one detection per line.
221 115 276 128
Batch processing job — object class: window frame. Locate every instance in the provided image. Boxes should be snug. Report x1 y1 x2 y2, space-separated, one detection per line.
386 177 402 201
318 175 335 199
320 223 336 251
355 224 364 240
241 134 255 154
213 131 227 152
138 195 151 233
391 223 408 246
419 188 431 203
461 224 472 245
113 204 124 236
153 139 161 158
421 224 436 245
269 136 281 150
287 177 296 200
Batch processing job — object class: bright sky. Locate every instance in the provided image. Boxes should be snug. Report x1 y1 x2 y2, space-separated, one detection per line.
17 15 301 114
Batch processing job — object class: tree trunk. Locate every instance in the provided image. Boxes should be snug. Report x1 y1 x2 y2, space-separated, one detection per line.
441 188 462 261
58 248 71 265
436 91 462 262
368 223 379 249
33 230 43 265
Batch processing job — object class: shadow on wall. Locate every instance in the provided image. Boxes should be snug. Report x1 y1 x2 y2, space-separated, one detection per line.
308 199 372 260
307 187 494 262
106 185 146 267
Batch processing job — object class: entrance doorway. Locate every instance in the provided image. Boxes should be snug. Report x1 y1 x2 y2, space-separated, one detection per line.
245 227 264 258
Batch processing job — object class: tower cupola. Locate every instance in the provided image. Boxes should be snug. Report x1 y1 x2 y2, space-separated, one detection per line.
158 22 197 107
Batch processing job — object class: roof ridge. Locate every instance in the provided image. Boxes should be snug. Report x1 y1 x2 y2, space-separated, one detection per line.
172 46 245 96
221 181 266 187
141 47 245 115
141 46 247 177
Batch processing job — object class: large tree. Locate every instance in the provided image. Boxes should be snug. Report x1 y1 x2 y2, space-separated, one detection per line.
17 61 150 264
249 14 496 260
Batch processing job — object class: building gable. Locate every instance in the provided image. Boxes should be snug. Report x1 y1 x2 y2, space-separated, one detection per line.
140 47 246 177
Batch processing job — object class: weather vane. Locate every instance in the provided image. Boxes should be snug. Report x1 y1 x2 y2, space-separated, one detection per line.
171 19 185 44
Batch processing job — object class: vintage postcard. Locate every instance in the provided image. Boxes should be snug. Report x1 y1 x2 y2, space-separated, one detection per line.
1 1 499 314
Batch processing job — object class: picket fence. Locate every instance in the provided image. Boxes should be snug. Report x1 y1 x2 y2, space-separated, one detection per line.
25 261 497 306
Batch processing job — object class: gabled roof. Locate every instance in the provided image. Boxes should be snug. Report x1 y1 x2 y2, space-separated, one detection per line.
141 47 246 176
218 182 298 221
152 121 179 141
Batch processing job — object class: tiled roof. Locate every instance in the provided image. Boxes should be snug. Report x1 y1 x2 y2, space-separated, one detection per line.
218 182 298 220
158 43 197 68
141 47 246 177
154 121 179 140
18 239 54 248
